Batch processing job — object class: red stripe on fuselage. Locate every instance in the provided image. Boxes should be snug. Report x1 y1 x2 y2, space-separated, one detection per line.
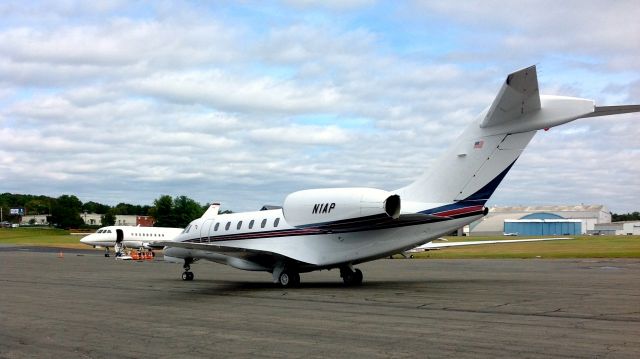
432 205 484 217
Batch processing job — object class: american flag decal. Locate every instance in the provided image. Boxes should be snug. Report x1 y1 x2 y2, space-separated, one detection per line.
474 140 484 149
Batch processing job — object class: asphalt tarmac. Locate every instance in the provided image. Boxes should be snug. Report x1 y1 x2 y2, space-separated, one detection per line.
1 249 639 358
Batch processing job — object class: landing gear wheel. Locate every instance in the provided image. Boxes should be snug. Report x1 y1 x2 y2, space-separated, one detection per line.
182 272 194 281
353 269 363 285
104 253 110 257
279 270 300 287
341 267 363 286
181 259 194 281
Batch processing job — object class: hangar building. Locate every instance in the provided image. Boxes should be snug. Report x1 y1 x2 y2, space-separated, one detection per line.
470 205 610 236
590 221 640 236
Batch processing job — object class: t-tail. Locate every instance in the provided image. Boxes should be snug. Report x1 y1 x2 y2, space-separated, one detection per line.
396 65 640 207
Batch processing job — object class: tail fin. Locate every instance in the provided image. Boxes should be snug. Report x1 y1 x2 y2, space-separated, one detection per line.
201 203 220 219
396 65 640 204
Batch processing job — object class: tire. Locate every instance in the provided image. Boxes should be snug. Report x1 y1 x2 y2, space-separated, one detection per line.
353 269 363 285
290 272 300 286
279 271 299 287
279 272 290 286
342 269 363 286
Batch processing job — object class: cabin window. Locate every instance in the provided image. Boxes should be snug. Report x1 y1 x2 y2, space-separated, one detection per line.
237 221 243 230
274 218 280 227
249 220 255 229
214 223 220 231
225 222 231 231
261 219 267 228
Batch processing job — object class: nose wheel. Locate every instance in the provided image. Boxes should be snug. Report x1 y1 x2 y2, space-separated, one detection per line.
182 271 194 281
181 260 194 281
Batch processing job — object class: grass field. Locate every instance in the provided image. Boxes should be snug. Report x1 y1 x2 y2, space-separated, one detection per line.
2 227 640 258
407 235 640 259
0 227 90 249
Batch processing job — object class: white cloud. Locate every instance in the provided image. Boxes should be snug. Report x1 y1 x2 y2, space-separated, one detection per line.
0 1 638 213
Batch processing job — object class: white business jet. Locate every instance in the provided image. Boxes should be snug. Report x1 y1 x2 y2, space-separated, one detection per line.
155 65 640 286
81 204 222 256
80 225 183 257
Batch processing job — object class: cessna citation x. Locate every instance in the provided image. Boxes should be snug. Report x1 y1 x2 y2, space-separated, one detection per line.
154 65 640 286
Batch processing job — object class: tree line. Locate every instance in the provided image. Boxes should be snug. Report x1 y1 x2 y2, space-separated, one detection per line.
0 193 230 229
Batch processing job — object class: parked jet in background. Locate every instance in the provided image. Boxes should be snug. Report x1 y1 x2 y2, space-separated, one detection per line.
81 225 183 257
154 65 640 286
81 204 222 256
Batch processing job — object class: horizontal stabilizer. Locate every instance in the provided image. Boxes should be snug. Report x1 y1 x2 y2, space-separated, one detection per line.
480 65 541 128
579 105 640 118
412 237 573 251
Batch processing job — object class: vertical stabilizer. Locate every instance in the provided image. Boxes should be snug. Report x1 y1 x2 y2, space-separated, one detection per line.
395 65 610 205
201 203 220 219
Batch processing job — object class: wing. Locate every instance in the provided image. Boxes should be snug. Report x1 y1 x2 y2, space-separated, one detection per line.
413 237 572 251
480 65 541 128
154 240 275 256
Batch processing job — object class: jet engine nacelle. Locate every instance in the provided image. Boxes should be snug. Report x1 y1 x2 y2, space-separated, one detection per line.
283 187 401 229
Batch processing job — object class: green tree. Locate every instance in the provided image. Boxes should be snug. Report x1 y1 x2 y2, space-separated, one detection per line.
101 210 116 226
173 195 205 227
83 201 110 214
612 212 640 221
50 195 84 229
150 195 174 227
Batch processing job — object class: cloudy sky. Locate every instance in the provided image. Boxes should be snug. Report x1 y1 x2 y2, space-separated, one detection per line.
1 0 639 213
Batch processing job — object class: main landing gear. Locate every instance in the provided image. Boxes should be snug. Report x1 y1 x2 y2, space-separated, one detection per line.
104 247 110 257
182 259 194 281
340 266 363 286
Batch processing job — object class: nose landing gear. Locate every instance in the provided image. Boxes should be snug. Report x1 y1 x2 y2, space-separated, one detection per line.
182 259 194 281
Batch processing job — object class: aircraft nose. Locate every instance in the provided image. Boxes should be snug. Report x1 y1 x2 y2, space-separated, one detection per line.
80 236 90 244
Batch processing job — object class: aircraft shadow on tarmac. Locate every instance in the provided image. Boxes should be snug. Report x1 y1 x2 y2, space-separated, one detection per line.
174 278 521 295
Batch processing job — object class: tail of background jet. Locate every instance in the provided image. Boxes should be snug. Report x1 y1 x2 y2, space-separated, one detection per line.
396 65 640 205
